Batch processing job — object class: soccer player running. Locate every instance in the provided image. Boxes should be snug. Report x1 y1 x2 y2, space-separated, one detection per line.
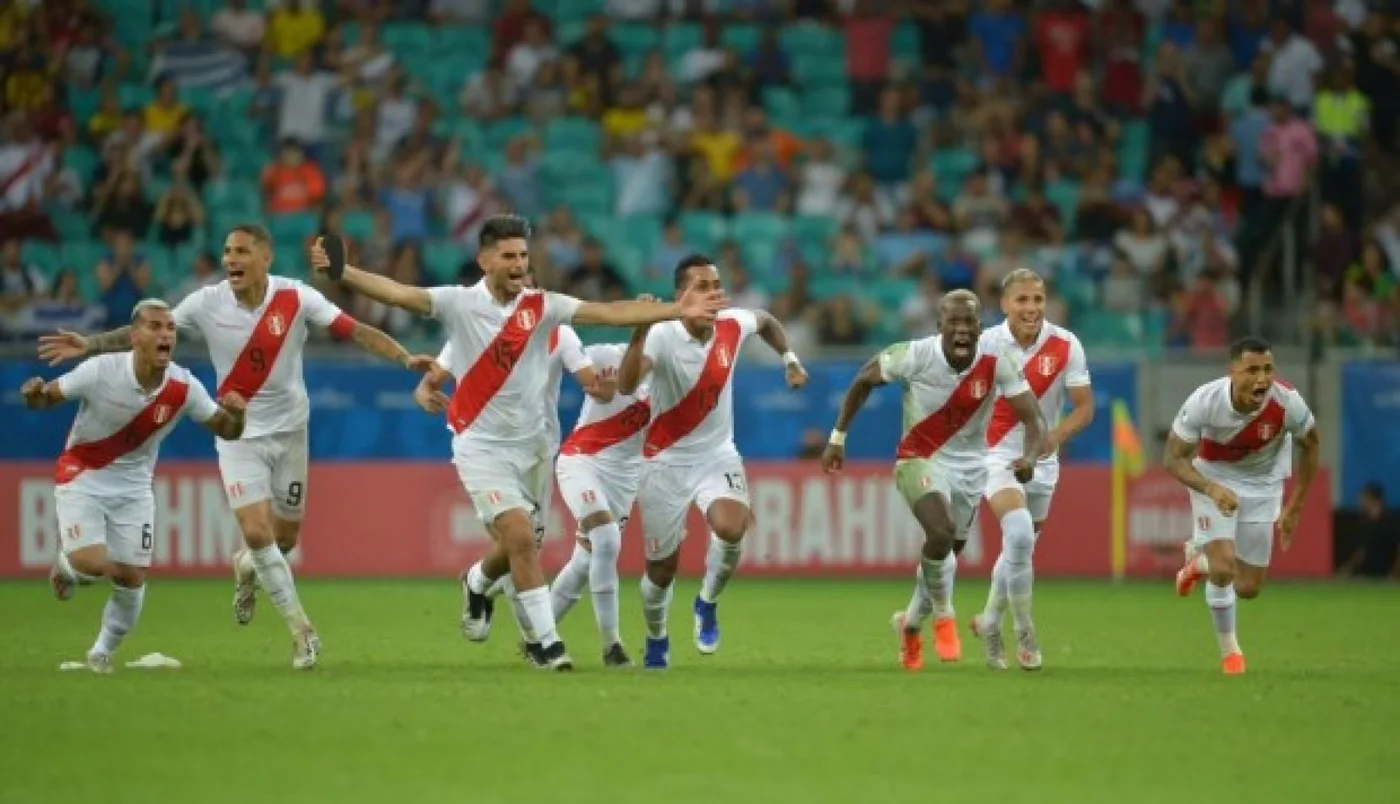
617 255 807 669
1164 337 1320 675
23 300 247 673
821 290 1046 672
969 269 1094 670
311 216 725 670
37 224 441 669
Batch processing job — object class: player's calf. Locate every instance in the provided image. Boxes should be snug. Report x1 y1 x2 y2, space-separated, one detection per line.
235 504 317 666
51 546 105 601
641 558 678 669
695 502 748 656
496 510 571 668
87 564 148 669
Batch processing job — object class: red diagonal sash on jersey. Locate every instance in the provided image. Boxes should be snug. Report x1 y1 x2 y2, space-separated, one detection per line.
1198 397 1286 462
644 318 741 458
896 354 998 460
987 334 1070 447
448 291 546 434
55 380 190 484
562 399 653 456
217 288 301 399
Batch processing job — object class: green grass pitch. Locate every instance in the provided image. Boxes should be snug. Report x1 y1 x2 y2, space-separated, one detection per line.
2 578 1397 803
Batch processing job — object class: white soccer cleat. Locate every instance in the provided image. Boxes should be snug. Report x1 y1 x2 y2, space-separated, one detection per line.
969 613 1009 671
460 580 494 643
1016 627 1043 671
85 651 113 675
231 548 258 625
292 631 320 670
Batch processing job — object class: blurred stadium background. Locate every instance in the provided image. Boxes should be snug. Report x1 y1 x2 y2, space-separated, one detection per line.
1 0 1397 581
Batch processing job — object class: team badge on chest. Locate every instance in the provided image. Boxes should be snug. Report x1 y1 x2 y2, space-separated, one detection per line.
152 404 171 425
1037 355 1058 376
715 343 732 368
969 380 987 399
515 308 537 330
267 311 286 337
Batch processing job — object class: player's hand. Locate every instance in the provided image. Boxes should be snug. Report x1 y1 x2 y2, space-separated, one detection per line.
413 381 450 414
403 354 443 376
1206 482 1239 517
20 377 46 408
1038 431 1061 460
308 238 330 275
821 443 845 474
1010 457 1035 484
1276 504 1301 551
677 286 727 322
785 361 809 389
37 330 89 366
218 392 248 414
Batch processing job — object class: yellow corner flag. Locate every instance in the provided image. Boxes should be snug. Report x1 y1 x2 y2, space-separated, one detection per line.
1110 400 1145 581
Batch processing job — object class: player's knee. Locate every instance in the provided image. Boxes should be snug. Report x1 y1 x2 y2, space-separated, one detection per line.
585 523 621 563
494 512 537 556
235 512 274 549
579 511 613 533
1001 508 1036 561
645 556 678 587
708 505 749 544
109 564 145 589
1207 560 1237 587
1235 580 1261 599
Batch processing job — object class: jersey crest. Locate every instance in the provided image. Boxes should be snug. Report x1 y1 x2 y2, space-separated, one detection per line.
716 342 732 369
267 310 287 337
152 404 172 425
969 378 987 399
1036 354 1058 376
516 308 537 330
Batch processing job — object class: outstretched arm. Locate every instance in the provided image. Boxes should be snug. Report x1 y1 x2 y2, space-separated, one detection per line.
19 377 68 410
617 325 653 396
36 326 130 365
574 288 724 328
821 356 887 473
348 320 426 370
338 265 434 317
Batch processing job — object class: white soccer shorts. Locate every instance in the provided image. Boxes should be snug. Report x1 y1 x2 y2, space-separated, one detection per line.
984 455 1060 522
636 446 749 561
1188 483 1282 567
217 428 310 520
894 458 982 539
454 439 553 537
556 454 641 532
54 487 156 568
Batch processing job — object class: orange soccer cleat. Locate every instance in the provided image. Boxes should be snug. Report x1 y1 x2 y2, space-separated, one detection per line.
1222 652 1246 675
891 612 924 671
1176 551 1207 597
932 616 962 662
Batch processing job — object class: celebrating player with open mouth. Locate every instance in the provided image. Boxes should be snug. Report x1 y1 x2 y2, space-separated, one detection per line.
38 224 442 670
24 299 247 673
617 255 807 669
311 216 725 670
822 290 1045 672
1164 337 1321 675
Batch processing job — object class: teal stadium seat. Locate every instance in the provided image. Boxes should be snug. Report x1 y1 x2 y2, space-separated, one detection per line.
20 241 61 276
677 211 729 251
729 212 789 244
720 24 761 53
543 117 602 154
423 240 467 283
267 211 319 243
381 23 432 59
340 210 376 240
432 26 490 58
204 179 261 216
611 24 660 57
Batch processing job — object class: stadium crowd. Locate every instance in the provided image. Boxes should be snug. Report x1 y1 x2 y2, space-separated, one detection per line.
1 0 1397 352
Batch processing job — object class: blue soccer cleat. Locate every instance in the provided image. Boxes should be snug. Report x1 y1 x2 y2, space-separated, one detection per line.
643 635 670 669
693 595 720 655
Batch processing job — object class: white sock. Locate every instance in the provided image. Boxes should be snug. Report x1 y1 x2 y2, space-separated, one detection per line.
699 533 742 603
586 523 623 645
249 545 311 634
485 574 510 598
1205 581 1240 656
999 509 1037 631
58 551 99 584
92 584 145 655
516 586 559 648
938 552 958 618
918 554 954 620
902 563 935 629
235 548 256 580
640 575 672 639
984 553 1009 624
492 576 532 641
465 561 491 596
550 542 590 623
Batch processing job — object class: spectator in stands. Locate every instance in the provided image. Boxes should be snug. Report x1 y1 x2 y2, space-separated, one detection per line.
95 231 153 328
845 0 895 114
605 0 663 21
969 0 1027 86
211 0 267 55
338 21 397 86
837 173 895 242
648 220 694 280
978 227 1033 289
793 138 844 218
540 207 585 271
379 157 433 243
749 26 791 89
1257 96 1318 271
506 17 559 89
863 87 919 202
818 295 872 347
143 79 188 143
875 209 945 278
1013 183 1064 245
1033 0 1090 96
1353 14 1398 153
1102 255 1145 313
1171 268 1232 351
603 82 651 142
164 114 220 191
170 252 221 305
1314 66 1368 227
1183 18 1235 119
442 162 505 247
1340 483 1399 579
10 268 104 338
1145 43 1196 170
92 169 152 241
461 65 520 122
565 238 628 301
953 169 1008 255
1115 207 1168 276
732 140 790 213
678 20 727 86
268 0 327 60
728 263 770 311
262 138 327 215
0 113 57 241
152 182 205 247
492 0 551 65
1262 16 1323 112
359 241 428 337
899 274 943 338
0 237 47 324
275 53 341 163
611 130 673 218
4 40 49 112
60 19 115 88
569 16 622 90
497 135 542 220
152 10 248 97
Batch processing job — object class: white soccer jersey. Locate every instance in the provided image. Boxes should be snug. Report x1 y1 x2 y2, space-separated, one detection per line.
54 353 220 497
879 336 1030 469
173 276 354 440
980 321 1091 462
560 343 651 464
639 308 758 464
1171 377 1315 489
426 282 582 448
542 325 591 454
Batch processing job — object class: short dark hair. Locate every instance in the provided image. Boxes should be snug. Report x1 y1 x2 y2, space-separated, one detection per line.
1230 336 1272 360
479 215 531 250
674 253 715 290
229 223 271 246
